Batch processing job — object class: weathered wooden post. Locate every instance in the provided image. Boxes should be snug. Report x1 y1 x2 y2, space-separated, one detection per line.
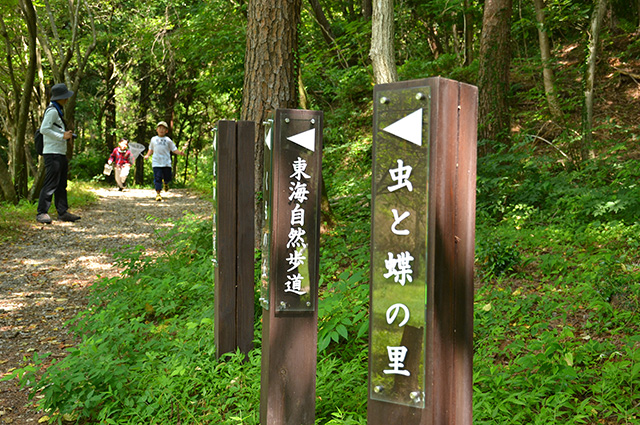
368 77 477 425
213 120 256 358
259 109 323 425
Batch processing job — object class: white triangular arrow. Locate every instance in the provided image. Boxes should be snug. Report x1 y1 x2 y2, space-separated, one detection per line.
287 128 316 152
382 108 423 146
265 127 272 150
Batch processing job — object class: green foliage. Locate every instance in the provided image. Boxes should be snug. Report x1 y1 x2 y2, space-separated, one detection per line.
476 140 640 227
317 271 369 355
3 0 640 423
13 215 229 424
0 199 37 243
68 148 106 181
315 350 368 424
473 146 640 423
476 237 522 281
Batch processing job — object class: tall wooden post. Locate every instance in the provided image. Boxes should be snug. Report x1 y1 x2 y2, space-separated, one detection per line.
368 77 477 424
213 120 255 358
259 109 323 425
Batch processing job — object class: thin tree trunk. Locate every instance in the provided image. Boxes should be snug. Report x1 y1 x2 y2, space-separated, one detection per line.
362 0 372 19
134 67 151 185
11 0 38 200
477 0 513 150
0 157 17 204
104 58 117 154
533 0 562 121
307 0 349 68
581 0 608 161
308 0 334 46
463 0 474 66
370 0 397 84
28 160 45 202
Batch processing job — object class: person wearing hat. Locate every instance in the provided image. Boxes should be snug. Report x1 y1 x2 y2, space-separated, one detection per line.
144 121 184 201
36 83 81 224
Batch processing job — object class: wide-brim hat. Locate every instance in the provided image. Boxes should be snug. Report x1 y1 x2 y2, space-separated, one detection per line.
50 83 74 101
157 121 169 128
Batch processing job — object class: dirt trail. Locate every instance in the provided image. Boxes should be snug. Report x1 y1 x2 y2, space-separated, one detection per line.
0 187 211 424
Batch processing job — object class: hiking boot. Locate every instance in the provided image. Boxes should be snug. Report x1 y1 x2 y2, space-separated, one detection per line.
155 194 163 202
58 212 81 222
163 183 169 192
36 213 52 224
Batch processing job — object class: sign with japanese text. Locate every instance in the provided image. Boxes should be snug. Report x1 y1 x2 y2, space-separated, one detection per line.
261 109 323 315
370 86 431 407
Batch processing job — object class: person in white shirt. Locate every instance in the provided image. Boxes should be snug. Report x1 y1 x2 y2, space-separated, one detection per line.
36 83 81 224
144 121 184 201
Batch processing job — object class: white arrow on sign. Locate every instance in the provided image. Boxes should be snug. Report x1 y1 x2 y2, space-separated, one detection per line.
287 128 316 152
382 108 423 146
265 127 272 150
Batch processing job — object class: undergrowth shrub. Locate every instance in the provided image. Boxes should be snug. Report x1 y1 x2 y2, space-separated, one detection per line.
10 215 232 424
318 270 369 356
68 148 106 181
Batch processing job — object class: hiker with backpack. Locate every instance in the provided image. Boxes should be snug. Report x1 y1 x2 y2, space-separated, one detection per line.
36 83 81 224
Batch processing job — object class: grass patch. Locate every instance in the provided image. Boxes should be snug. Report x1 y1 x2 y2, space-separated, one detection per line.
0 181 98 244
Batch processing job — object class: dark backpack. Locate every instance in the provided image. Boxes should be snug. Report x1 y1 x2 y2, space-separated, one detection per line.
34 129 44 155
34 106 64 155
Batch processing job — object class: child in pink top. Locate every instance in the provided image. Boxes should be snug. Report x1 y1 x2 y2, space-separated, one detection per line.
108 138 133 190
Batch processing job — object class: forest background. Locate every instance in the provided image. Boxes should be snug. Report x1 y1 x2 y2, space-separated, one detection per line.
1 0 640 423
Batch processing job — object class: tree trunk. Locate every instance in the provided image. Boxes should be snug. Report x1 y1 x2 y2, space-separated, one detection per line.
0 156 17 204
533 0 562 121
308 0 335 46
28 160 45 202
134 67 151 185
362 0 372 19
10 0 37 200
307 0 349 68
104 58 117 153
581 0 608 161
370 0 398 84
477 0 513 150
463 0 474 66
241 0 302 246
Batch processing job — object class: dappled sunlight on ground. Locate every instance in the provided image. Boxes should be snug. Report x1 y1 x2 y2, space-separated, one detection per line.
0 187 211 423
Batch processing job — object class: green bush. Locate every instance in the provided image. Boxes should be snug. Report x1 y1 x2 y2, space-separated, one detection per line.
68 148 106 181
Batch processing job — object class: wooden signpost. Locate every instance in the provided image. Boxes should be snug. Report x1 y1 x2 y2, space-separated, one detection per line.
213 120 255 358
368 77 477 425
259 109 323 425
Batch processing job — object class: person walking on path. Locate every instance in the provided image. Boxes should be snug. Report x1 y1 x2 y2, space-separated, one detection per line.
107 138 133 191
144 121 184 201
36 83 81 224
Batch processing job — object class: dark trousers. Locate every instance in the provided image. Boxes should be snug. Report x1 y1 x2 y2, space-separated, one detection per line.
38 154 69 215
153 167 173 191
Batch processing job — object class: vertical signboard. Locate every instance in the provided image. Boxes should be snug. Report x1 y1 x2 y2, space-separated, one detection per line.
214 120 238 357
262 109 322 315
213 120 255 358
368 77 477 425
370 87 431 408
212 126 218 275
260 109 323 425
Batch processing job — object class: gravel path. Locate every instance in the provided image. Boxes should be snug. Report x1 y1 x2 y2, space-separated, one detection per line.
0 187 211 424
